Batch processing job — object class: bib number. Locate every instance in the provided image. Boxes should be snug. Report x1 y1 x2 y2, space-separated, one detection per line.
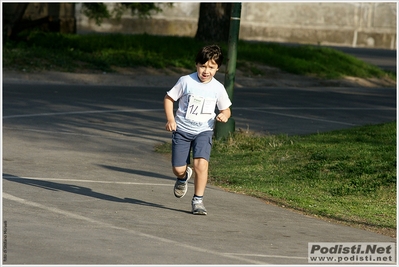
186 95 216 122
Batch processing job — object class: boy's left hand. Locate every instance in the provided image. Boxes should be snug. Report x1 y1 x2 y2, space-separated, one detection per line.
216 113 228 123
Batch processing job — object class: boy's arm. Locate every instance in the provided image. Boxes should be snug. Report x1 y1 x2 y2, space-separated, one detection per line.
164 94 177 131
216 107 231 123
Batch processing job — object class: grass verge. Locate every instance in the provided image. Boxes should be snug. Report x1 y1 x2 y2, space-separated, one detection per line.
155 122 396 237
3 32 396 80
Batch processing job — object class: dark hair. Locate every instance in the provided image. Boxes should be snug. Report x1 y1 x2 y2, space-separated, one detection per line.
195 45 224 67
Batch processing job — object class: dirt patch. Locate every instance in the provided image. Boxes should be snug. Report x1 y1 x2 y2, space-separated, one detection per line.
3 65 396 88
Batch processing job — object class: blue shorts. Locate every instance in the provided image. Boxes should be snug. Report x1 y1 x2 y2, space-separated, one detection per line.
171 130 213 167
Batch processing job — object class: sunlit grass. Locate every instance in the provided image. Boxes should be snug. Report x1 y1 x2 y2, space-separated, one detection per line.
155 122 396 234
3 32 395 80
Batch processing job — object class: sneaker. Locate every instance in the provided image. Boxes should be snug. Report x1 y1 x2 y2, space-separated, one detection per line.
192 198 207 215
173 166 192 198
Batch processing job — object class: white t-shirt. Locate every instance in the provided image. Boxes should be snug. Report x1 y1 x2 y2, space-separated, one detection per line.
167 72 232 135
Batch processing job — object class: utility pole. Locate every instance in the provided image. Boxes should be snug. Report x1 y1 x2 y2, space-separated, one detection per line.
215 2 242 140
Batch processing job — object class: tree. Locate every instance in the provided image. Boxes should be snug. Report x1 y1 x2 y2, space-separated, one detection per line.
3 3 30 39
195 3 232 43
81 3 166 26
2 3 168 40
4 3 232 43
85 3 233 43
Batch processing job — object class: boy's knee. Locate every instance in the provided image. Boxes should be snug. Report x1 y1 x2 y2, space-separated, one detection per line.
193 158 208 173
173 166 187 178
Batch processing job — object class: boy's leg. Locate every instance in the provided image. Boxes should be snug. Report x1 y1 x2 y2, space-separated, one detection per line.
192 158 208 215
172 166 188 179
191 130 213 195
172 130 193 198
193 158 209 196
173 165 193 198
171 130 192 176
191 131 213 215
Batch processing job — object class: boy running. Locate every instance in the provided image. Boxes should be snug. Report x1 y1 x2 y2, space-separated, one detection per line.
163 44 232 215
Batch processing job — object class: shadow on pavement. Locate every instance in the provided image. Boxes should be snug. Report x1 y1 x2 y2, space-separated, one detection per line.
98 164 174 181
3 174 191 214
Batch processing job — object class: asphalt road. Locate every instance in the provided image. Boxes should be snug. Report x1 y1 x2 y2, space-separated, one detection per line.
2 81 396 265
330 46 397 72
276 42 397 72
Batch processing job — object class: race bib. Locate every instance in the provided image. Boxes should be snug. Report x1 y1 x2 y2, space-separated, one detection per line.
185 95 216 122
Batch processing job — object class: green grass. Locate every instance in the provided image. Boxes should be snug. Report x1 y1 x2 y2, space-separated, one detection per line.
156 122 396 235
3 32 395 80
237 42 392 79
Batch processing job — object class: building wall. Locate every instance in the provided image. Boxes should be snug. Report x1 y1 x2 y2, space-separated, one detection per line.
241 2 397 49
76 2 396 50
4 3 396 49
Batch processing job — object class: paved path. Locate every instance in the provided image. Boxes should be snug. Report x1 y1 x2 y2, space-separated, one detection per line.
330 45 396 72
2 82 396 265
278 42 396 72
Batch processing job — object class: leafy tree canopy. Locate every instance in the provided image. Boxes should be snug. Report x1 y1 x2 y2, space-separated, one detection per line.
81 3 171 25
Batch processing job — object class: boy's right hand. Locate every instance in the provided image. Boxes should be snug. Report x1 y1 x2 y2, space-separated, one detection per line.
165 120 177 132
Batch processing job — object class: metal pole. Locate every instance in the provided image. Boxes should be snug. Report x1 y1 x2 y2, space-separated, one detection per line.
215 2 241 140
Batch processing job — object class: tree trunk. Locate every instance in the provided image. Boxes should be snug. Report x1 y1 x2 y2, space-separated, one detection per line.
195 3 232 43
3 3 29 39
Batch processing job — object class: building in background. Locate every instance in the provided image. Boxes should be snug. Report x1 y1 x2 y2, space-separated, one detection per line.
76 2 396 50
3 2 396 49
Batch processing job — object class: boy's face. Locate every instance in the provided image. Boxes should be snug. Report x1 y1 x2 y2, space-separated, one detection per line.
196 59 219 83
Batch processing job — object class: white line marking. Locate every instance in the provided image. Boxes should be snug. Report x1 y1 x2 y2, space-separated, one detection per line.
3 127 105 137
236 108 359 126
3 175 172 186
3 192 270 264
259 110 357 126
3 108 164 119
224 253 307 260
236 107 396 111
2 127 168 143
3 106 394 120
